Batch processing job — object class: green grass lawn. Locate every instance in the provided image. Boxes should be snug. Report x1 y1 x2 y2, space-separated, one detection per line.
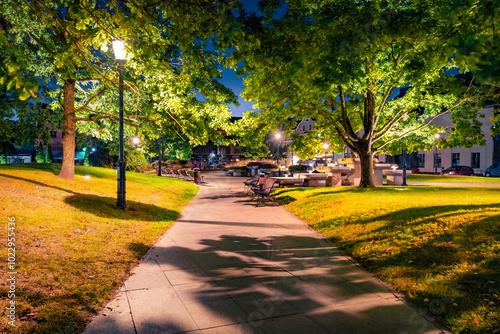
276 185 500 334
408 173 500 184
0 164 198 333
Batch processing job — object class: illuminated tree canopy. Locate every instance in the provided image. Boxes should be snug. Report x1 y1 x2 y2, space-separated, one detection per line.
0 0 239 179
228 0 499 187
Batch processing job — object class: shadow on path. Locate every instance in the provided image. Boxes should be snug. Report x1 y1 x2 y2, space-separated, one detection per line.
146 234 440 333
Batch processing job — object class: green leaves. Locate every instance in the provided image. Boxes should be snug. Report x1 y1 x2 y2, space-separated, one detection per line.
229 0 498 186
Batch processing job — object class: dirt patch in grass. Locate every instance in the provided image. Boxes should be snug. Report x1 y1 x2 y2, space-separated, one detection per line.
277 186 500 334
0 164 197 333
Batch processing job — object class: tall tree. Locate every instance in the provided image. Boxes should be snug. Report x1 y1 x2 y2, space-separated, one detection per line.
230 0 498 187
1 0 238 179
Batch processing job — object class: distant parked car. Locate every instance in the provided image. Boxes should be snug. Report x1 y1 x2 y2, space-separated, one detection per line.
441 165 475 176
484 163 500 177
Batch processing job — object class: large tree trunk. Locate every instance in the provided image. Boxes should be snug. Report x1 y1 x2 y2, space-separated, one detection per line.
58 79 76 180
357 141 374 188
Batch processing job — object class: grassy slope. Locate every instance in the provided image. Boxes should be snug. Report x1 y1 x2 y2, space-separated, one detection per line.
276 186 500 334
0 164 197 333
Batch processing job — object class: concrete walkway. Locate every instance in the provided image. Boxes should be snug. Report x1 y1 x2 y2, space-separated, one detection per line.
84 173 446 334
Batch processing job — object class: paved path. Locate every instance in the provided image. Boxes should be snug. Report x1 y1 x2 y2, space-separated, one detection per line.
84 173 446 334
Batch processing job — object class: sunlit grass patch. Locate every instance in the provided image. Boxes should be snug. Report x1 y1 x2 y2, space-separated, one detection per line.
0 164 197 333
276 186 500 333
408 174 500 183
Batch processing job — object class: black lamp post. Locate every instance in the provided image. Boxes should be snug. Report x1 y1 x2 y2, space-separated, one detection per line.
402 148 407 186
275 133 281 165
323 143 329 165
157 136 162 176
113 40 127 209
434 133 441 175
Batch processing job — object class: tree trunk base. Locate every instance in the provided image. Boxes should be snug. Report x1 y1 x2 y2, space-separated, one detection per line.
58 165 75 180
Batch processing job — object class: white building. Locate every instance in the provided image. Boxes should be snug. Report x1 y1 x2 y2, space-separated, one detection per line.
286 117 347 167
415 105 496 174
291 106 499 174
293 117 317 135
377 105 498 174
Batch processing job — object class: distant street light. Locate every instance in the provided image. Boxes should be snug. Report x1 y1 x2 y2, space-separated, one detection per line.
434 133 441 175
132 135 140 148
113 40 128 209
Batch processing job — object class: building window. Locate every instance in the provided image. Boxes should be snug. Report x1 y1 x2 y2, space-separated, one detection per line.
302 125 305 132
452 153 460 166
417 154 425 167
434 153 441 168
471 152 480 168
50 131 57 138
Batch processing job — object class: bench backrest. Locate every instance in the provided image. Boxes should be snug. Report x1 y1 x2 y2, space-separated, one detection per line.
263 178 276 192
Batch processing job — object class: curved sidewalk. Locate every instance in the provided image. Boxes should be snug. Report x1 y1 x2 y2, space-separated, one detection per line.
84 173 446 334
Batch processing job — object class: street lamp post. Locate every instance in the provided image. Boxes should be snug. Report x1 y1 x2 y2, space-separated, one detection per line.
158 137 162 176
275 133 281 165
402 148 407 186
434 133 441 175
113 40 127 209
323 143 329 165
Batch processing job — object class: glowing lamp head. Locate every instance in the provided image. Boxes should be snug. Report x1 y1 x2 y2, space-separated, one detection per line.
434 133 441 140
132 137 140 145
276 133 281 139
112 40 128 60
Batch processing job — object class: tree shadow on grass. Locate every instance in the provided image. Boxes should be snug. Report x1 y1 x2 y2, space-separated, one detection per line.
64 194 179 221
0 173 179 221
0 172 78 194
129 242 150 258
0 163 61 175
320 203 500 332
372 213 499 333
276 195 297 205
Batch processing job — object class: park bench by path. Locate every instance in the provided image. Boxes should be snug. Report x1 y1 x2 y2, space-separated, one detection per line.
251 177 278 207
243 174 260 193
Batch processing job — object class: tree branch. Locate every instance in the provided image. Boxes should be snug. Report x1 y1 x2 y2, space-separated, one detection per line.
74 85 108 113
374 98 468 154
337 86 359 142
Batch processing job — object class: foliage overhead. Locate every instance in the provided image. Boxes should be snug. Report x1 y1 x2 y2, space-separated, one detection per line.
229 0 499 187
0 0 240 178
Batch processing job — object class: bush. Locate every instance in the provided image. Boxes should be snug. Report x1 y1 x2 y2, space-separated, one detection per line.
45 144 53 163
35 145 44 163
126 150 149 173
0 154 6 164
83 149 90 166
89 146 114 168
289 165 308 172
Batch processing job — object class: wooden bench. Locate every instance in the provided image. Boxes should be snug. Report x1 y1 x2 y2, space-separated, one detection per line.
251 178 278 207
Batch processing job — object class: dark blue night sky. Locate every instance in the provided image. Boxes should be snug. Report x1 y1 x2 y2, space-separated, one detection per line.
219 0 262 117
